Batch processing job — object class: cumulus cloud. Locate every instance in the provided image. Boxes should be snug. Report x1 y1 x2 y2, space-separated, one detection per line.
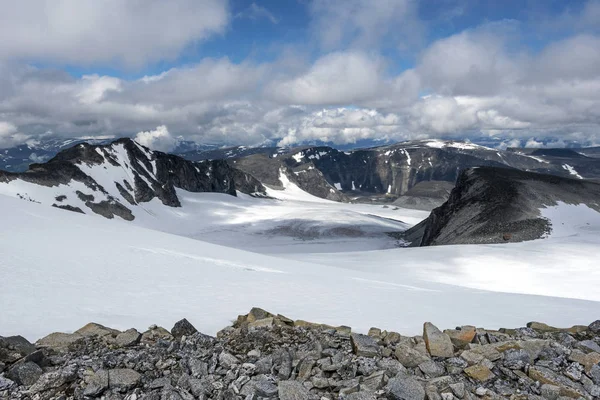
267 52 385 105
309 0 421 50
0 0 228 67
0 1 600 149
0 121 30 148
135 126 180 152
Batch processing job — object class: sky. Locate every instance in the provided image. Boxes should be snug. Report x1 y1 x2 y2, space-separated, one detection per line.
0 0 599 151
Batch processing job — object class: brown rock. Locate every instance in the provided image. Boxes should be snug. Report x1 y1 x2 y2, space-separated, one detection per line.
248 318 274 329
75 323 120 338
528 366 585 398
464 365 494 382
444 326 476 349
423 322 454 358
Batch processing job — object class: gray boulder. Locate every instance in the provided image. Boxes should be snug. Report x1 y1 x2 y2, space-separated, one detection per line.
109 368 141 390
385 376 425 400
278 380 310 400
6 361 43 386
171 318 198 339
115 328 142 347
84 370 109 397
351 333 380 357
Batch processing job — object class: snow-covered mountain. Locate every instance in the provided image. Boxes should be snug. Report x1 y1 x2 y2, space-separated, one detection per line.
0 138 265 221
224 139 600 208
2 174 600 342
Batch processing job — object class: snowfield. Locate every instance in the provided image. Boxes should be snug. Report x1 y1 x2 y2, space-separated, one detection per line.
2 183 600 341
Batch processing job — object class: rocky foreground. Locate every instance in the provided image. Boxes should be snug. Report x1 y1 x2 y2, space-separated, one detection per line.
2 310 600 400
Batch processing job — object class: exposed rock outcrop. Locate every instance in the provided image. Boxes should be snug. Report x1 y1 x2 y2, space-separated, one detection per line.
403 166 600 246
3 311 600 399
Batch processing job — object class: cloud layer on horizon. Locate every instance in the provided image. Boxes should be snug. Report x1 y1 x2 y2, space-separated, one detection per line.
0 0 599 149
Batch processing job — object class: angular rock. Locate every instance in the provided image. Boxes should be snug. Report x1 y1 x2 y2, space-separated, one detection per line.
368 328 382 338
1 336 36 356
75 322 120 338
346 390 377 400
577 339 600 354
589 363 600 385
219 351 240 369
84 370 109 397
526 322 559 332
385 376 425 400
350 333 380 357
141 325 174 343
248 317 274 329
540 384 560 400
6 361 43 386
115 328 142 347
297 358 315 381
568 349 600 373
109 368 141 390
418 360 446 378
0 376 15 391
29 366 78 393
254 377 279 397
502 349 529 370
424 322 454 358
528 366 585 398
247 308 274 323
35 332 84 351
464 365 494 382
171 318 198 339
589 320 600 334
449 382 465 398
444 326 476 350
361 370 386 391
395 344 430 368
278 380 310 400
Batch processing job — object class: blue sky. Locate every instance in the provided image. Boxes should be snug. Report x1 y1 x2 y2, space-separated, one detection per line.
0 0 599 150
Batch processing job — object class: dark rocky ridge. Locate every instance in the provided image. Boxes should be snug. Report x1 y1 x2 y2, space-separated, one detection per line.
226 140 600 207
403 167 600 246
0 138 266 220
2 309 600 400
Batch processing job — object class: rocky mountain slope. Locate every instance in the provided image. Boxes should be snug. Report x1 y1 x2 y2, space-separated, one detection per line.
2 308 600 400
403 167 600 246
225 140 600 206
0 138 265 221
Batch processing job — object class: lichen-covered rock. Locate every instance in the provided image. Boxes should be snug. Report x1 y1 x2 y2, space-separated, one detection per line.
385 376 425 400
35 332 84 351
278 380 310 400
424 322 454 358
464 364 494 382
5 361 42 386
115 328 142 347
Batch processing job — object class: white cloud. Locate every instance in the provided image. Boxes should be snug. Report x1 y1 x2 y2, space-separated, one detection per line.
135 126 180 152
0 121 30 148
309 0 420 50
235 3 279 24
267 52 384 105
0 0 229 67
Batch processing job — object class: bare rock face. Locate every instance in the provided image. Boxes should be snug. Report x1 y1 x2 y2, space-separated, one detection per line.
403 166 600 246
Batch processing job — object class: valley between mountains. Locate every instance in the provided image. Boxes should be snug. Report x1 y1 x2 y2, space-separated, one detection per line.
1 138 600 343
